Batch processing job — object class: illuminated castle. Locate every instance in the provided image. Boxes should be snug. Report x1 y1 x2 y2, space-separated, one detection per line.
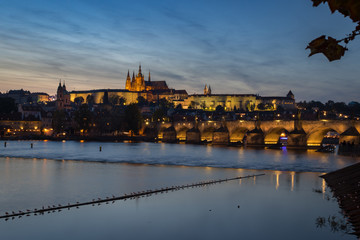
125 65 169 92
69 64 188 105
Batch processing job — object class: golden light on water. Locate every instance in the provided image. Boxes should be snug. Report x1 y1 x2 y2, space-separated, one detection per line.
290 171 295 191
274 171 281 190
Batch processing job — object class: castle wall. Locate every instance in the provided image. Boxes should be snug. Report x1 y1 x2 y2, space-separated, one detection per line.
70 91 146 105
180 95 257 111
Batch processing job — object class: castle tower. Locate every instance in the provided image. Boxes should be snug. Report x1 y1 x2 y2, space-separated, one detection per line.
287 90 294 100
125 70 131 90
204 84 208 95
135 64 145 91
138 64 142 76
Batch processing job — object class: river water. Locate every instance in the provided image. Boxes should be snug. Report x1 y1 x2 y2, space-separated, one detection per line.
0 140 358 239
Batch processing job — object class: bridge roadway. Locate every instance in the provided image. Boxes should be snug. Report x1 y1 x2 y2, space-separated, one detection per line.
0 174 264 220
147 120 360 147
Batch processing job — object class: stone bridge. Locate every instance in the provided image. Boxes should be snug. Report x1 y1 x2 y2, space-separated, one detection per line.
144 120 360 147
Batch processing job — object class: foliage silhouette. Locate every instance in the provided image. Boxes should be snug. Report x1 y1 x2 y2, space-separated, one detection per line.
307 0 360 61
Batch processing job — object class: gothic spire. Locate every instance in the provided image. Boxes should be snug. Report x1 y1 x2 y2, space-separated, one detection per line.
148 70 151 82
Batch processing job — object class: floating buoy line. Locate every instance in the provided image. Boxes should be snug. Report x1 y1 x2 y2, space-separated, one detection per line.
0 173 265 221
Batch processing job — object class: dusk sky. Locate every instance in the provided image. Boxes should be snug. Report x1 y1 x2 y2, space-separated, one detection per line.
0 0 359 102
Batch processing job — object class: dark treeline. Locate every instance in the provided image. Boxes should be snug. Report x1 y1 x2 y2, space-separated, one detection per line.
297 100 360 116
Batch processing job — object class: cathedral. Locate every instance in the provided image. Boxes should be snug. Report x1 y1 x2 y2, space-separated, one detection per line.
125 65 169 92
68 64 188 105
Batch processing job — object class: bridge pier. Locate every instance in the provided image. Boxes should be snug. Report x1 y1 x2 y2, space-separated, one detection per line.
162 126 177 143
245 128 264 146
287 129 307 147
339 127 360 145
143 127 158 140
212 126 230 145
186 127 201 143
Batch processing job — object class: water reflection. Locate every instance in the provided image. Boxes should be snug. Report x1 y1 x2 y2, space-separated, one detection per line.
0 140 358 172
0 156 355 239
291 171 295 191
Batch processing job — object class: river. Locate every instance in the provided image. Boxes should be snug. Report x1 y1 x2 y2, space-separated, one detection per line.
0 140 358 239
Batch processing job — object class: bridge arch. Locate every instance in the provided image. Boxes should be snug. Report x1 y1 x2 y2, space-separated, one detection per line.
177 126 190 141
157 127 167 139
264 127 288 145
307 127 339 146
201 127 216 142
230 127 249 143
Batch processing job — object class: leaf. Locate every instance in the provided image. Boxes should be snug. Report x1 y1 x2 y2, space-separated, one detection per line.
311 0 326 7
312 0 360 22
322 37 348 61
306 36 348 61
306 35 327 57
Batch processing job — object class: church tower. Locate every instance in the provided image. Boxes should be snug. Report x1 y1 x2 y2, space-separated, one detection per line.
204 84 208 95
204 84 211 95
135 64 145 91
125 70 131 90
56 80 70 110
287 90 294 100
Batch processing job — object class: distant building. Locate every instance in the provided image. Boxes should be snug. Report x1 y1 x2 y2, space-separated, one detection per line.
259 90 296 111
204 84 212 95
125 65 170 92
68 64 188 104
176 93 258 111
31 92 50 103
175 88 296 112
56 81 71 110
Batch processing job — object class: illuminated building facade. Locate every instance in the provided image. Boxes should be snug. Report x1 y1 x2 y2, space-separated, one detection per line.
69 64 188 104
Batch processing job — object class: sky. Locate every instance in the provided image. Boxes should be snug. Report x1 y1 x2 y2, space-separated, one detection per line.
0 0 359 102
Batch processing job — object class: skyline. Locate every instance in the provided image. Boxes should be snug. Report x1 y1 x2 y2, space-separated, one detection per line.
0 0 359 102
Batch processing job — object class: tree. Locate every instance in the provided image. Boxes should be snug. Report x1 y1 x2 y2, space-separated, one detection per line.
158 98 174 110
137 96 148 107
175 104 183 109
215 105 224 113
52 110 66 134
86 95 94 105
0 97 17 113
74 104 92 133
257 103 265 110
307 0 360 61
74 97 84 106
118 97 126 106
124 103 142 134
103 91 109 104
152 108 165 122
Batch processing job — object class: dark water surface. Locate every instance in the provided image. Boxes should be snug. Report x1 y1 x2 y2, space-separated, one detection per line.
0 140 358 172
0 140 358 239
